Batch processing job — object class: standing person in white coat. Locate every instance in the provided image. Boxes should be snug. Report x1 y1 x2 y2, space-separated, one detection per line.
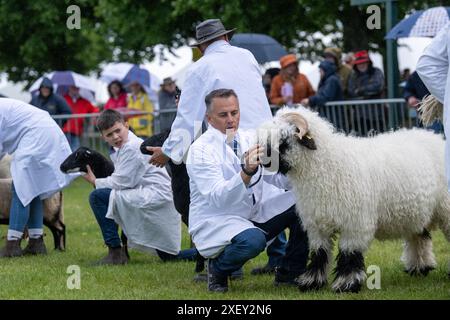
82 109 195 265
148 18 288 276
187 89 309 292
0 98 74 257
416 23 450 190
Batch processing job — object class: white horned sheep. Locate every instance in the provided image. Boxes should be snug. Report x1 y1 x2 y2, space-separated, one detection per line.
257 106 450 293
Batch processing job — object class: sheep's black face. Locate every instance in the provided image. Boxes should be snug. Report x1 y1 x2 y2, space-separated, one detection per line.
60 147 92 174
262 137 291 174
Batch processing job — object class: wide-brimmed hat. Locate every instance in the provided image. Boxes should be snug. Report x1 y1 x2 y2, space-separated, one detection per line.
353 50 371 65
161 77 175 86
280 54 298 69
189 19 236 47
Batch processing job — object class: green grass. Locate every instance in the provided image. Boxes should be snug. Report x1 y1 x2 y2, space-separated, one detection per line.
0 178 449 299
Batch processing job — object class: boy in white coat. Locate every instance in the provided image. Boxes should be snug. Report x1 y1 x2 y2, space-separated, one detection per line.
83 109 194 264
0 98 74 257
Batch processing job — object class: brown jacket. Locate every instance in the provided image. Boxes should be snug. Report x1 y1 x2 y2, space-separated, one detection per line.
270 73 315 105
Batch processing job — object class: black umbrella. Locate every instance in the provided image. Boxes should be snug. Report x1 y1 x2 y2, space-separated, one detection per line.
230 33 287 64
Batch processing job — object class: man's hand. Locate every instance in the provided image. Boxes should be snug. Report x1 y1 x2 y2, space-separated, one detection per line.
408 96 419 108
82 165 96 186
301 98 309 106
148 146 170 167
241 145 264 185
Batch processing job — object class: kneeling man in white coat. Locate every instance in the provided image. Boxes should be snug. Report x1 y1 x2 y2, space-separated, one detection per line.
187 89 309 292
82 109 196 265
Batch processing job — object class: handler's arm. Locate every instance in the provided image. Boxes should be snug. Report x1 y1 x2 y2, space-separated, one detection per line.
417 24 449 103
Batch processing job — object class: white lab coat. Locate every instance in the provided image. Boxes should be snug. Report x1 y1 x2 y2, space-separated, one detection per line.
162 40 273 162
416 23 450 190
0 98 74 206
186 127 296 258
96 131 181 255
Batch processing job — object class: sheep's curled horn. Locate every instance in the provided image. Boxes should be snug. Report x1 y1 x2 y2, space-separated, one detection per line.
280 112 317 150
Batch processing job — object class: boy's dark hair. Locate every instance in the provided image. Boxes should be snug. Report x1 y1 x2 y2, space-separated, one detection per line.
205 88 238 113
97 109 125 132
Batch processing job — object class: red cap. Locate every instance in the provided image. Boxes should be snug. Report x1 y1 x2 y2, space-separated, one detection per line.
353 50 371 65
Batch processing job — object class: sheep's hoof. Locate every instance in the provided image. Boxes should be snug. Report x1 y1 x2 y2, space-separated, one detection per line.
404 266 435 277
297 271 327 292
331 272 365 294
331 279 362 294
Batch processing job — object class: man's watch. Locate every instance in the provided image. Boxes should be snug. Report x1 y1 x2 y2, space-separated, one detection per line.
241 163 258 176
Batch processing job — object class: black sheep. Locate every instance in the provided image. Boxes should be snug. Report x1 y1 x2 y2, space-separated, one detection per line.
60 147 114 178
141 131 205 273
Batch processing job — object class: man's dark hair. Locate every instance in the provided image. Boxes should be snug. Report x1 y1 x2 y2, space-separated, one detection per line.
205 88 238 113
97 109 125 132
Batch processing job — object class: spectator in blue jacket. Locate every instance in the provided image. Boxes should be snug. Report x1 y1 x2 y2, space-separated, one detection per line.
30 77 72 127
301 60 344 129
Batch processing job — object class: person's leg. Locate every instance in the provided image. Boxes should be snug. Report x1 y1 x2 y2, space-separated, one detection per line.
156 248 198 262
0 183 29 257
89 188 120 247
7 183 30 240
267 231 287 266
23 195 47 255
208 228 266 292
251 231 286 275
253 205 309 284
89 188 127 265
72 135 81 151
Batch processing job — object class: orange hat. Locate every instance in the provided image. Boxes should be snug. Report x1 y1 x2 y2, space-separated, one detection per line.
353 50 371 65
280 54 298 68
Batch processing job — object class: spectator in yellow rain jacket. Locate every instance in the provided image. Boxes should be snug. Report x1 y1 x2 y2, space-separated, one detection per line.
127 82 154 138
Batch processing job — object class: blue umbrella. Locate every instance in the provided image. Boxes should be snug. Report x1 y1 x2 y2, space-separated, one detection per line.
230 33 287 64
385 6 450 39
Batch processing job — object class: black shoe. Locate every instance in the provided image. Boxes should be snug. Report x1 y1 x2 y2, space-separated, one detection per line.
207 260 228 293
23 236 47 255
274 267 302 286
251 263 276 275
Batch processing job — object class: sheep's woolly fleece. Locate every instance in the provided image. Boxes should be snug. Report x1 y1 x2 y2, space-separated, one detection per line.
258 105 450 261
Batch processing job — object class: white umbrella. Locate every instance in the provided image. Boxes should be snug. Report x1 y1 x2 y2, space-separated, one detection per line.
29 71 97 102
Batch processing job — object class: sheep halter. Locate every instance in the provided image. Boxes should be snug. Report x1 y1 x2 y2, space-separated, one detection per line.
280 112 309 139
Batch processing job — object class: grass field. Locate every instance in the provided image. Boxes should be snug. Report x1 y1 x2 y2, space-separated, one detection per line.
0 177 448 300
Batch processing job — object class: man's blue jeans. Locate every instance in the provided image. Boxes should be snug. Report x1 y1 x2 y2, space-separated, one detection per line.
9 183 44 233
210 205 309 276
89 188 197 261
267 231 287 268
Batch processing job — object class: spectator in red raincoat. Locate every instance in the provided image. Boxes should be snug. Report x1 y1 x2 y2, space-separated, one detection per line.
104 80 128 110
63 86 99 151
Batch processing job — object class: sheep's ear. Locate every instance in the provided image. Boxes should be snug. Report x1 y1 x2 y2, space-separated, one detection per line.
295 133 317 150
